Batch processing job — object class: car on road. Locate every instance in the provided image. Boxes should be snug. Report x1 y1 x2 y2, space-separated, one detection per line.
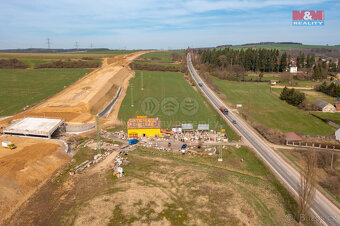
181 144 187 149
232 120 237 124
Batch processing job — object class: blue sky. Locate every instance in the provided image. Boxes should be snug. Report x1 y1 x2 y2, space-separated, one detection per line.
0 0 339 49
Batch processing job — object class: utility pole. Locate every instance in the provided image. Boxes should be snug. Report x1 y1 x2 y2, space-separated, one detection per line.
130 83 134 107
141 72 144 91
46 38 51 49
218 124 223 161
96 115 101 154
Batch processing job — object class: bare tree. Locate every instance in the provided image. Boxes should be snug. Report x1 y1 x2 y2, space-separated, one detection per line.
259 72 264 81
218 55 228 68
297 150 317 222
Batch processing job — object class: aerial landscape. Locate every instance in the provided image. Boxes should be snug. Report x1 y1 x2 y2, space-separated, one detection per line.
1 0 340 225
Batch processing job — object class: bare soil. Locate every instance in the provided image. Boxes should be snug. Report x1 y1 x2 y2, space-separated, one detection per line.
3 147 294 226
0 135 70 223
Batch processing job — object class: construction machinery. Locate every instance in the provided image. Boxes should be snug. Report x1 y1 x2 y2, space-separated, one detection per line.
2 141 16 149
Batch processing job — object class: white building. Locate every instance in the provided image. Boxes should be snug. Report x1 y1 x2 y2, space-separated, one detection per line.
290 66 298 73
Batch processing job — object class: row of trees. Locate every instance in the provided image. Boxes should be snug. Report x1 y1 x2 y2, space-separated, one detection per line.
198 48 285 72
296 52 315 69
35 60 100 69
0 58 28 69
317 81 340 97
280 87 306 106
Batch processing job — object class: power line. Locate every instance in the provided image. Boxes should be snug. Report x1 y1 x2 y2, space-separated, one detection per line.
46 38 51 49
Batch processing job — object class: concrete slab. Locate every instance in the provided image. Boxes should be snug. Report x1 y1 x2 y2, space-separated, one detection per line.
4 117 64 138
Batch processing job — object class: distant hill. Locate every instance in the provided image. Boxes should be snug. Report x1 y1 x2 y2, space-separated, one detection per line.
228 43 340 51
0 48 110 53
213 42 340 58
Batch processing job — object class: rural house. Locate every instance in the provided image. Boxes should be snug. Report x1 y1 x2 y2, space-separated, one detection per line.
334 101 340 111
312 100 336 113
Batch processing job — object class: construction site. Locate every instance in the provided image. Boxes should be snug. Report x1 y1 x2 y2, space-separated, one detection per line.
0 51 152 223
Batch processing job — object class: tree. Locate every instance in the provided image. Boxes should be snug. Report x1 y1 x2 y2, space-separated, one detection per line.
279 52 288 72
297 150 317 222
280 86 289 100
232 64 246 80
218 55 228 68
259 72 264 81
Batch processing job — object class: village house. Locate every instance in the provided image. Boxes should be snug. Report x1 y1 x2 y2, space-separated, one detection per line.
312 100 336 113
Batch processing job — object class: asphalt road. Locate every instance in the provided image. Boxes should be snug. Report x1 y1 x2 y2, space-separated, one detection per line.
187 53 340 225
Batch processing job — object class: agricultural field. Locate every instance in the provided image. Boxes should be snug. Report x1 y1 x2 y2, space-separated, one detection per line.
76 50 138 55
139 50 184 62
0 68 91 116
0 53 102 68
212 78 335 135
6 146 297 225
118 70 239 140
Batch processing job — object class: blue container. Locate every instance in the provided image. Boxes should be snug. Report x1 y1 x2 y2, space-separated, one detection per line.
129 139 139 145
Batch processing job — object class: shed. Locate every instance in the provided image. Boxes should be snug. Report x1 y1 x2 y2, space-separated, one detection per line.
284 132 302 142
312 100 336 113
269 80 279 85
197 124 209 131
182 124 193 130
172 126 182 133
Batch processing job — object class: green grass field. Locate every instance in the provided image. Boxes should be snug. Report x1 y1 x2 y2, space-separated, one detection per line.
0 53 102 68
0 68 91 116
212 78 335 135
139 50 184 63
118 70 239 140
229 43 340 50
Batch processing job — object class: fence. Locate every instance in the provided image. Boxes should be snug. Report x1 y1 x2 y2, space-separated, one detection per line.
286 140 340 151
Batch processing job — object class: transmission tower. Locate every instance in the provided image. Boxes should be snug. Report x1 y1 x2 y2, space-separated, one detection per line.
46 38 51 49
75 41 79 49
141 72 144 91
90 42 93 49
130 83 134 107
